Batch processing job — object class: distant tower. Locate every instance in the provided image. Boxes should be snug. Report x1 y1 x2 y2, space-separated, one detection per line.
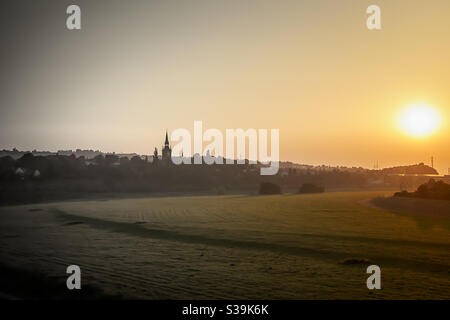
153 147 158 163
162 130 172 161
431 156 434 168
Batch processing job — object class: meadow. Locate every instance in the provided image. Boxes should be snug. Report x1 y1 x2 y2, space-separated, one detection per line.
0 191 448 299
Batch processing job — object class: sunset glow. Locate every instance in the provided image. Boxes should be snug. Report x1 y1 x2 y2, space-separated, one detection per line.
1 1 449 173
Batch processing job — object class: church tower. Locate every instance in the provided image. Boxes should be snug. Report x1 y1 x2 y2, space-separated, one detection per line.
162 130 171 161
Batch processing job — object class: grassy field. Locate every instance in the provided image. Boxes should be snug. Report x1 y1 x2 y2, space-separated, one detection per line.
0 191 449 299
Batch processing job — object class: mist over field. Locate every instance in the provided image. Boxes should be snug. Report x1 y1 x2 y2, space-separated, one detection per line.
1 192 448 299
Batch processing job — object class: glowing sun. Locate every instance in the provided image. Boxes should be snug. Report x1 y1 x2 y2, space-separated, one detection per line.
398 103 441 137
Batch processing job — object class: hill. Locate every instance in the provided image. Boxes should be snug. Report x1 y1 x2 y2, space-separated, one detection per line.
381 163 438 175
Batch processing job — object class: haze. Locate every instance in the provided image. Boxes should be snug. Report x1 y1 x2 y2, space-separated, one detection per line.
0 0 449 173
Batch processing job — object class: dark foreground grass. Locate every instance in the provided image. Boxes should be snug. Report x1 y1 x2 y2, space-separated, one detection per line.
0 264 121 300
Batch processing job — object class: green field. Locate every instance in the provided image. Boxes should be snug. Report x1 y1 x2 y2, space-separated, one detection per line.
0 191 449 299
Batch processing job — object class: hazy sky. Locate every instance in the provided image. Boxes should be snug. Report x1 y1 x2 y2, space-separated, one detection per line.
1 0 449 173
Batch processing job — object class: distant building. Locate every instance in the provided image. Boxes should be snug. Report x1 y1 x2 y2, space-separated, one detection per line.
162 130 172 161
153 131 172 165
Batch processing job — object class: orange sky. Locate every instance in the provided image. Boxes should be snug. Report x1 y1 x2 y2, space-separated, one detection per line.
1 0 449 173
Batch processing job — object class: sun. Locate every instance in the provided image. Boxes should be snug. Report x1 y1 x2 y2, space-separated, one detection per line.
398 103 441 137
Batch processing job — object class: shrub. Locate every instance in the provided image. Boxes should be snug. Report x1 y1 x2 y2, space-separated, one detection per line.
394 179 450 200
259 182 281 195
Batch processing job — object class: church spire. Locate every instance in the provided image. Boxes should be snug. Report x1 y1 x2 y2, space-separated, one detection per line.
165 130 169 146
